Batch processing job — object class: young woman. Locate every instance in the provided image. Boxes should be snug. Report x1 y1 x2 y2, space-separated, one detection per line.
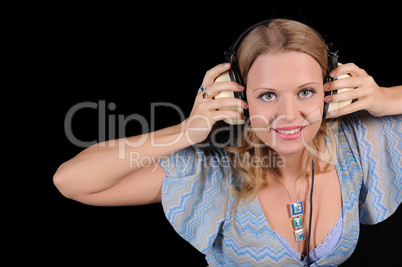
54 19 402 266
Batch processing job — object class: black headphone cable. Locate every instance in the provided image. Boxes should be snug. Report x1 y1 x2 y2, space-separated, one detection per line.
306 160 315 266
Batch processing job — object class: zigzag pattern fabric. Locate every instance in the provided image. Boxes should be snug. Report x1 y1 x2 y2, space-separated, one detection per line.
160 111 401 266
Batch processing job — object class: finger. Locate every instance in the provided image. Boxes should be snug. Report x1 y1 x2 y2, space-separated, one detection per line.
329 62 366 78
326 100 365 118
196 97 247 112
325 87 368 103
324 75 361 92
206 98 248 110
202 63 231 87
204 81 244 97
212 109 246 122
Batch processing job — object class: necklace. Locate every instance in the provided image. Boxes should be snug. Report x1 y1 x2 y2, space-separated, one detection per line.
271 167 306 242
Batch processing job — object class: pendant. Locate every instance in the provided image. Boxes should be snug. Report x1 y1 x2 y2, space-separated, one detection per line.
290 201 305 242
294 228 305 242
289 201 304 217
293 217 303 228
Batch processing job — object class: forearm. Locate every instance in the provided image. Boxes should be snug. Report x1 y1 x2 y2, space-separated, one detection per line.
54 123 190 198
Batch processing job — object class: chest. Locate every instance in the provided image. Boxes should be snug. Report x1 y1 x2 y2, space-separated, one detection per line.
257 166 342 254
217 162 362 266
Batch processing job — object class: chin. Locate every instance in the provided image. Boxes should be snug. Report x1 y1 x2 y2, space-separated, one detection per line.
265 138 307 155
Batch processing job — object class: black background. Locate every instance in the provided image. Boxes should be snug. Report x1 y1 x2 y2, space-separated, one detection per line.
19 2 402 266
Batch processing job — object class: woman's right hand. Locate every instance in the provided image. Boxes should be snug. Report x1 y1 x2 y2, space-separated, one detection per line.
182 63 248 144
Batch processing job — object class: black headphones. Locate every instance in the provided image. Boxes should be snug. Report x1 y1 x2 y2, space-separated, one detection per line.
223 19 339 119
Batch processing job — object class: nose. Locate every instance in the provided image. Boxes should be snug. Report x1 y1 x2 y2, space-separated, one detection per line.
278 94 299 122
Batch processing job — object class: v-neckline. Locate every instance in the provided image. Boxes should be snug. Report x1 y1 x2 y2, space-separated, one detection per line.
253 162 345 263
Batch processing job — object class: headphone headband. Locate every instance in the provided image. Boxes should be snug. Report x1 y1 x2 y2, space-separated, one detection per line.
230 19 274 52
225 18 339 69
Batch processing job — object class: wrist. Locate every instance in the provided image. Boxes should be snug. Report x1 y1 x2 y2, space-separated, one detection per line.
180 118 212 145
381 86 402 116
150 123 192 150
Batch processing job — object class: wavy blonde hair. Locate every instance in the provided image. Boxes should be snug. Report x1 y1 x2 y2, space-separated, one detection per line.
223 19 335 206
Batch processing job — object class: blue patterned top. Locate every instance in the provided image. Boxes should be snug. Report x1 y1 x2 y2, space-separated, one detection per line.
159 111 402 266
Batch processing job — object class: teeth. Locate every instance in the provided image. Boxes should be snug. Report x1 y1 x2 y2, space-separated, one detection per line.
275 127 303 135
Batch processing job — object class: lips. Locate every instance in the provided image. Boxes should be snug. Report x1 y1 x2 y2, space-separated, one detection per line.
274 126 304 135
272 126 305 140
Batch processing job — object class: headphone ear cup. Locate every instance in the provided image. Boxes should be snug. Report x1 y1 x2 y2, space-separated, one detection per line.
230 68 249 120
323 75 332 119
324 48 339 119
225 50 249 121
214 69 246 125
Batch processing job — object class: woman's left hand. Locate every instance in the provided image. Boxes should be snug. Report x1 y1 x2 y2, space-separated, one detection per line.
324 63 402 117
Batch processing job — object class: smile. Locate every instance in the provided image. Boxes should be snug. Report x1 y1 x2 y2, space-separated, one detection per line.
272 126 306 140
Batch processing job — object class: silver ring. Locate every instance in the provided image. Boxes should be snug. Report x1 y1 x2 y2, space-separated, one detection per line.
200 85 206 93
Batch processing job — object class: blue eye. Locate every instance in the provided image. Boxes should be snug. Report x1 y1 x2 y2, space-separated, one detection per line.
258 92 276 102
298 88 316 98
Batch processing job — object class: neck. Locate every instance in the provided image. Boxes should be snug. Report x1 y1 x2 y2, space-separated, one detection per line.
274 149 310 182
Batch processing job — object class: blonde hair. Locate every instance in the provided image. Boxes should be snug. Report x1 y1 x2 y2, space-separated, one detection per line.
223 19 335 206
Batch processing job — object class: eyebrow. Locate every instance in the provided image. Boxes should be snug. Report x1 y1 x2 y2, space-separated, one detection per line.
298 82 319 88
252 82 319 92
